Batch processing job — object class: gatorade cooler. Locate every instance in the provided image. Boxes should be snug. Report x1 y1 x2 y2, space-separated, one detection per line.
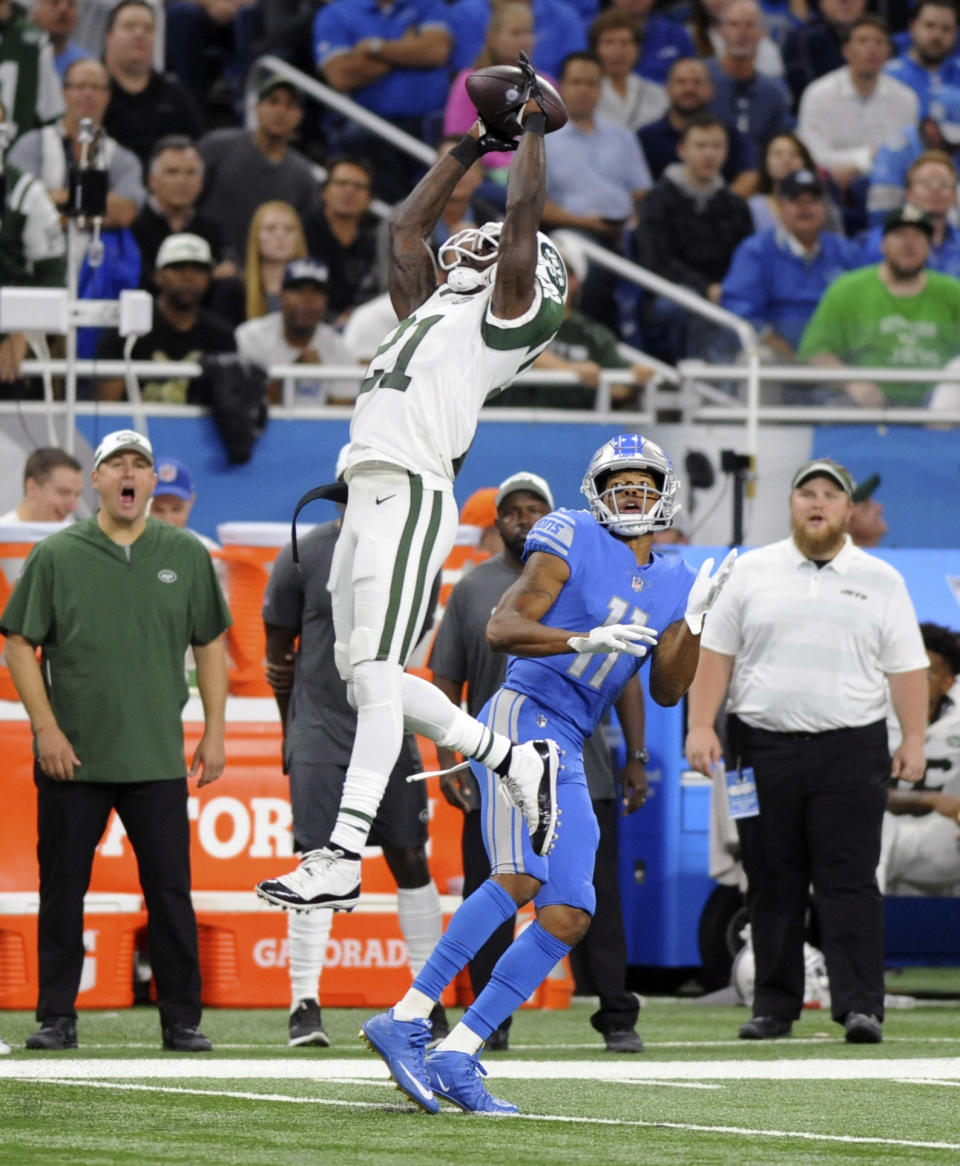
193 891 459 1008
0 891 145 1010
216 522 311 697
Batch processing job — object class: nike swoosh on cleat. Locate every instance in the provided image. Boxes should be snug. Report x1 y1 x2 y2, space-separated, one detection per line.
397 1062 434 1101
436 1075 450 1092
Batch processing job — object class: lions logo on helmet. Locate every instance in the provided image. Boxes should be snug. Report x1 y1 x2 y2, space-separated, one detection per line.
581 433 681 537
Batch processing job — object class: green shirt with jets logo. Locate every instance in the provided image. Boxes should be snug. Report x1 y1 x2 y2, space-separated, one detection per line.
0 516 231 783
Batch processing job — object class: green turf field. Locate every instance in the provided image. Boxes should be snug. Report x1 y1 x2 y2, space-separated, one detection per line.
3 974 960 1166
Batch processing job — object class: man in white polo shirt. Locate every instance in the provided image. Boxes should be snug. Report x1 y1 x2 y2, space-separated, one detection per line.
685 458 928 1045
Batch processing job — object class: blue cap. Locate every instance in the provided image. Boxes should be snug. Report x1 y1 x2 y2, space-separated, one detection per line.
153 456 195 500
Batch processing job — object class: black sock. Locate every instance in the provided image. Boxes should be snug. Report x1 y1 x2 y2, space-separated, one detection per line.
493 745 513 777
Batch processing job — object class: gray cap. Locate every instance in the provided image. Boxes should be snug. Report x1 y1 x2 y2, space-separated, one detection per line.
93 429 155 469
791 458 853 498
495 471 554 511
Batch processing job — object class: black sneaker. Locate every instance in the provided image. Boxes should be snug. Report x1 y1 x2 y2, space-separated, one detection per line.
289 999 331 1047
485 1026 510 1051
605 1028 644 1053
162 1023 213 1052
426 1002 449 1049
844 1012 882 1044
25 1016 77 1050
738 1015 793 1040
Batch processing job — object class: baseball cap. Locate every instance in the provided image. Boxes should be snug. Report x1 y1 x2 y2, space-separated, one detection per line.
155 232 213 269
460 487 499 529
852 472 880 504
495 471 555 511
778 168 823 199
153 456 195 500
882 204 934 237
257 75 303 103
926 87 960 145
282 258 330 291
93 429 154 469
790 458 853 497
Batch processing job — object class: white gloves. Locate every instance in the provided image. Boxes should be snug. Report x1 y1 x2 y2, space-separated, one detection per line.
684 548 738 634
567 623 660 659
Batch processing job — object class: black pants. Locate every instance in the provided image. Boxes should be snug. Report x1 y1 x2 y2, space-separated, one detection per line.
731 719 889 1024
35 768 202 1027
462 796 638 1036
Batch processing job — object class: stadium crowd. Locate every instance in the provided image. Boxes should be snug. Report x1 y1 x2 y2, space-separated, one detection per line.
0 0 959 408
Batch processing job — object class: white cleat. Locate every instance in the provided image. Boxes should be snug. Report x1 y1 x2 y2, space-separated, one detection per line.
499 739 561 856
255 847 361 912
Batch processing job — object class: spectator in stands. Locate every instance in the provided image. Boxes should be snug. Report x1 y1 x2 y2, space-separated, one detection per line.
798 16 918 223
722 168 860 359
29 0 91 82
9 58 145 234
609 0 696 85
798 204 960 406
446 0 585 79
706 0 794 155
197 76 317 268
782 0 865 108
96 232 236 402
0 447 83 525
150 455 220 552
132 135 231 290
235 258 356 405
884 0 960 115
165 0 261 118
542 51 652 246
443 2 544 206
590 8 668 131
880 621 960 897
640 57 759 197
0 0 64 140
860 151 960 276
312 0 452 202
867 87 960 226
240 201 308 323
635 112 753 360
102 0 203 171
847 472 888 546
303 157 380 324
748 130 843 231
0 100 67 389
689 0 785 77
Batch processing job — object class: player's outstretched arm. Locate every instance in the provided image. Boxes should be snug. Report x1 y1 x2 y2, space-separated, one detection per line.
491 99 548 322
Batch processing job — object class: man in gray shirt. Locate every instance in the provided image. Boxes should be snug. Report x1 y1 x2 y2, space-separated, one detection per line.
262 514 446 1048
198 76 317 266
431 470 644 1053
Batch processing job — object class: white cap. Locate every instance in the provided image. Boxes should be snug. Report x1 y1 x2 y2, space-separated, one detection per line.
156 232 213 269
93 429 154 469
495 471 554 511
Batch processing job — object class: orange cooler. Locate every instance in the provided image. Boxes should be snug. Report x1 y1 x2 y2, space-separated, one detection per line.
0 891 146 1010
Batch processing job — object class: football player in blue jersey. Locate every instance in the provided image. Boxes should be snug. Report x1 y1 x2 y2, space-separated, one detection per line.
361 433 737 1114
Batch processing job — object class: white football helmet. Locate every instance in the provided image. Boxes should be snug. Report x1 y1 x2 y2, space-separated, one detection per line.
439 221 503 292
581 433 681 537
731 926 832 1009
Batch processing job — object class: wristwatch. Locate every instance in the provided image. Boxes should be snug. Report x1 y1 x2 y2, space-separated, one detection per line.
366 37 385 56
627 748 650 764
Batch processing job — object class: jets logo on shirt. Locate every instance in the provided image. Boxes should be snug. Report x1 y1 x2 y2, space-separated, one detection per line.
158 569 178 583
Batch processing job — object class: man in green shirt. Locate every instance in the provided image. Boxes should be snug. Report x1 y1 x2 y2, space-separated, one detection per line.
798 205 960 406
0 428 231 1052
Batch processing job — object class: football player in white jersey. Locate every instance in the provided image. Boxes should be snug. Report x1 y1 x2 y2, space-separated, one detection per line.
257 56 568 918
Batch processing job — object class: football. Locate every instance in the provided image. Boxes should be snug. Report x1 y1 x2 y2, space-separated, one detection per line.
465 65 568 136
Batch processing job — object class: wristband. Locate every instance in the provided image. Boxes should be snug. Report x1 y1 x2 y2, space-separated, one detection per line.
449 135 483 170
523 111 547 136
627 748 650 764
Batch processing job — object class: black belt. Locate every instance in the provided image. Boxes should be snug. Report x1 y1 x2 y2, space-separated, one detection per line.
743 719 886 742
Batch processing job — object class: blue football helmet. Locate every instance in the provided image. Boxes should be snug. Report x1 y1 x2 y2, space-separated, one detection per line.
581 434 681 536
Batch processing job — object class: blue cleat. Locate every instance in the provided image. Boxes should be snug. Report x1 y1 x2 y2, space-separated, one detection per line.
424 1049 519 1114
360 1010 438 1113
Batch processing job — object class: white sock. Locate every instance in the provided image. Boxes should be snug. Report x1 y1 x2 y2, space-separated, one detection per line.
288 909 333 1009
397 882 442 978
330 660 404 852
393 986 435 1022
436 1021 484 1056
401 671 510 769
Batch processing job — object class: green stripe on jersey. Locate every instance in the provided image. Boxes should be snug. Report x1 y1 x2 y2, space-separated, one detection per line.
481 295 563 352
398 489 443 664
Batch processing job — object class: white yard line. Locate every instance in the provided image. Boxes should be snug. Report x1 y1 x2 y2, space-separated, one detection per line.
10 1076 960 1152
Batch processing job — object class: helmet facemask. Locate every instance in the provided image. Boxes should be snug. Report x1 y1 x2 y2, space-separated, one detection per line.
439 221 503 293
